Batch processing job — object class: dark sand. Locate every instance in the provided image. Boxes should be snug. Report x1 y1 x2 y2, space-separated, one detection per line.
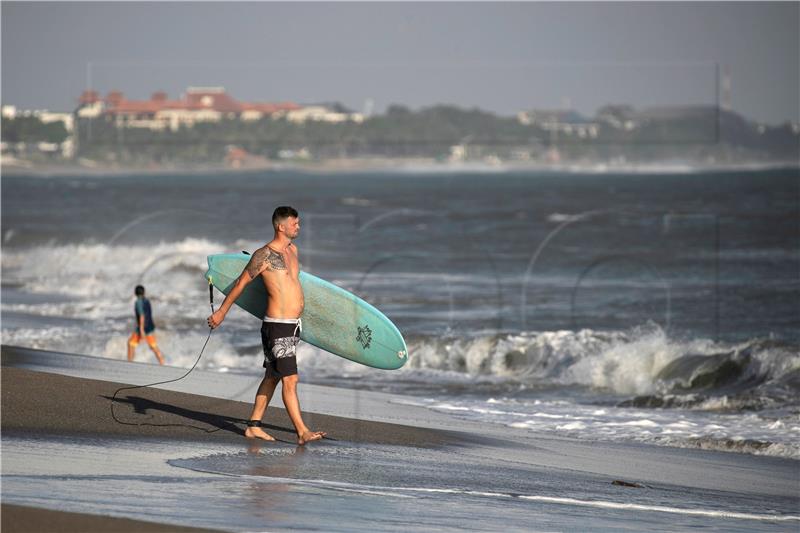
1 504 225 533
1 367 458 447
1 367 460 532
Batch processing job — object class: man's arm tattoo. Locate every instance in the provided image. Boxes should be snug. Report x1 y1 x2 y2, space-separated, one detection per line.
245 248 269 278
244 247 286 278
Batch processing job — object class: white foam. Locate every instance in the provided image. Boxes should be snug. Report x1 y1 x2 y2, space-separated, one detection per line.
515 495 800 522
564 325 702 394
399 396 800 459
5 241 797 401
556 422 586 430
173 464 800 523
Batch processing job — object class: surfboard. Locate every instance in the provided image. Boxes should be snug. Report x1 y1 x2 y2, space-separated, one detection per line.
205 253 408 370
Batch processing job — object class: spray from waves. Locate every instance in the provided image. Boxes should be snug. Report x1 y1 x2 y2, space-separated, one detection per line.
377 326 800 459
2 236 264 324
3 240 798 411
1 238 270 370
0 320 254 372
2 237 225 299
304 322 800 412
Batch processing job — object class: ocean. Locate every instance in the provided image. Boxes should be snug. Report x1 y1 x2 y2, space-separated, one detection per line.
2 167 799 459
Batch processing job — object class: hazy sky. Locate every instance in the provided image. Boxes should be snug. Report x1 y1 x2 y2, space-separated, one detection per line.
2 1 798 124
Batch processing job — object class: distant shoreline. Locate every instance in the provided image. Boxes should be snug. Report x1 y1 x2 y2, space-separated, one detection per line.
2 157 798 178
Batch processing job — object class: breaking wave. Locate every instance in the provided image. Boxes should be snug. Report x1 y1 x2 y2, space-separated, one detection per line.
3 240 798 412
317 322 800 412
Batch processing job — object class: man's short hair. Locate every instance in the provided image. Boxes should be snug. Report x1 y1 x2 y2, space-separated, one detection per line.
135 285 145 296
272 206 299 229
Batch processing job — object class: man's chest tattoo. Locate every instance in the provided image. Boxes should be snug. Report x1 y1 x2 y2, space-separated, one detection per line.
246 246 295 278
267 249 287 270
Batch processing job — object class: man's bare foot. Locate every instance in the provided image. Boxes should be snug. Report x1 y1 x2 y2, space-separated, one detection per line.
298 430 326 445
245 426 276 441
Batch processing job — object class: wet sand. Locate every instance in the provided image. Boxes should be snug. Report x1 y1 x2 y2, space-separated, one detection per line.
1 367 461 532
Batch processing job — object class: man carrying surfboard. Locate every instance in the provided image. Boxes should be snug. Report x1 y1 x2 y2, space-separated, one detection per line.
206 206 326 445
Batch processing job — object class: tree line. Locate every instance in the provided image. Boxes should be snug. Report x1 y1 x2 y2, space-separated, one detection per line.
4 104 798 164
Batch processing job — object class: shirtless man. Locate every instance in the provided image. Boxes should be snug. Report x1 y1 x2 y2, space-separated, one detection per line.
207 206 325 445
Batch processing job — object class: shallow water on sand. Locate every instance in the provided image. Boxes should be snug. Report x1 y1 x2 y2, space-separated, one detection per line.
2 433 798 532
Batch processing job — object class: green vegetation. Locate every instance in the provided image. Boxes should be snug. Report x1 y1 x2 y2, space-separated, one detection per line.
5 103 798 166
2 116 68 144
75 105 539 163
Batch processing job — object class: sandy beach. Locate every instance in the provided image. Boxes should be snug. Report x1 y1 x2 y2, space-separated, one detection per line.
1 363 460 532
1 366 459 447
2 347 799 532
2 503 226 533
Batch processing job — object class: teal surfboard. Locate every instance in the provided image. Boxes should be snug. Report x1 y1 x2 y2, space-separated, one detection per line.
205 253 408 370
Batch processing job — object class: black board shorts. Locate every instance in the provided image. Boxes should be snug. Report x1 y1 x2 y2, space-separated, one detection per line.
261 320 300 378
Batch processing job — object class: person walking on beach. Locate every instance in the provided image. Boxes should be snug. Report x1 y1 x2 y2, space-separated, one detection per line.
207 206 326 445
127 285 166 365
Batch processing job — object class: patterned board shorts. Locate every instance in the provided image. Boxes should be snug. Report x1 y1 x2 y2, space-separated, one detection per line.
261 318 301 379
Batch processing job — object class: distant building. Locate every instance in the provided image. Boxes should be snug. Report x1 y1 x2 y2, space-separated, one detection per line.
38 111 74 133
596 105 638 131
517 109 599 138
285 105 364 124
77 90 104 118
2 105 75 158
448 144 467 162
2 105 74 131
240 102 300 122
74 87 361 131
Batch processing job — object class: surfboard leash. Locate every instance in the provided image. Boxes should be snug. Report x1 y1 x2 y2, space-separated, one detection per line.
109 279 242 434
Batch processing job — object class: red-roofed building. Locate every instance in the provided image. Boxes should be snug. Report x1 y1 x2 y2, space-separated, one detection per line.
183 87 242 114
240 101 302 121
78 90 101 105
77 90 104 118
76 87 306 131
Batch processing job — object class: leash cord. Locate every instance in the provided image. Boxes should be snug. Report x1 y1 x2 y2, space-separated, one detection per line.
110 282 241 433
